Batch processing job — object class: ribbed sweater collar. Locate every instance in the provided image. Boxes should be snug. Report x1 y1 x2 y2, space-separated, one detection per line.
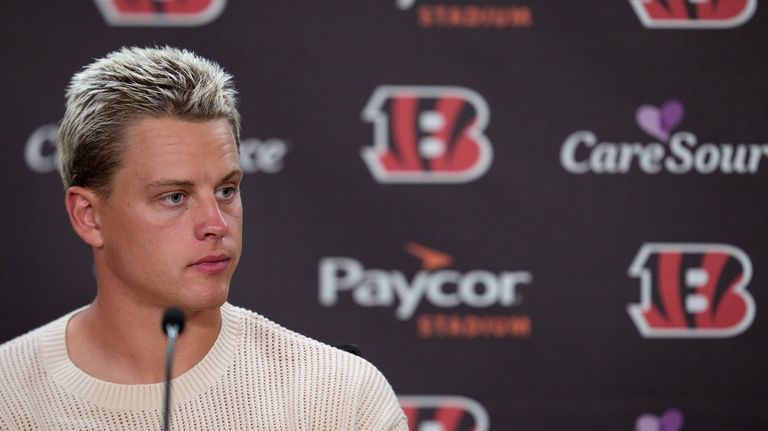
40 303 242 411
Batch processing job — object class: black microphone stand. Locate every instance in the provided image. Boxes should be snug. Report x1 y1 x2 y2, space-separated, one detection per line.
162 308 186 431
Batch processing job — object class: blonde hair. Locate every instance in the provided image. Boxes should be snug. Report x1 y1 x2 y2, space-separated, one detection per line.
57 46 240 197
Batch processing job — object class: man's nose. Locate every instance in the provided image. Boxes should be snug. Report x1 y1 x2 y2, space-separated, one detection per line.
194 195 229 240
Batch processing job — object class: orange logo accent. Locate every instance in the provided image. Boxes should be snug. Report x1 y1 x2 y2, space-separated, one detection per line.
417 5 532 29
403 242 454 270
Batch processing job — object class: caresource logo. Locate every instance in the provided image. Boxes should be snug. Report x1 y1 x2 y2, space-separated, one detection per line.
25 123 288 175
630 0 756 29
628 243 755 338
25 124 59 174
560 99 768 175
319 242 532 338
362 86 493 184
93 0 226 27
636 408 684 431
399 395 489 431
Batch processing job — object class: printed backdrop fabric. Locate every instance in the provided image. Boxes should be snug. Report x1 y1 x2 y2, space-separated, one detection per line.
0 1 766 429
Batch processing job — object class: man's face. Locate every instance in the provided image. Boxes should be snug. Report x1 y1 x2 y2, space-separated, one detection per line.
93 117 242 311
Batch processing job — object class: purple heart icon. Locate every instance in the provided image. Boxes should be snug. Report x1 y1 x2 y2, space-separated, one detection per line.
660 408 684 431
635 408 684 431
635 99 685 141
635 414 660 431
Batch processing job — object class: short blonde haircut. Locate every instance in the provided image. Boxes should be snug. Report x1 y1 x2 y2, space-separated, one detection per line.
58 46 240 197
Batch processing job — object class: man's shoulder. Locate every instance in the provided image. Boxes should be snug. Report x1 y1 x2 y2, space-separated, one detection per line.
226 303 387 380
0 313 70 378
226 303 406 429
0 324 47 371
0 317 65 415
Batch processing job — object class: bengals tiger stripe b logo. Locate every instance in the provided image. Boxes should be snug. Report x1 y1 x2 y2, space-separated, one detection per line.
362 86 493 184
630 0 756 29
628 243 755 338
93 0 227 27
399 395 490 431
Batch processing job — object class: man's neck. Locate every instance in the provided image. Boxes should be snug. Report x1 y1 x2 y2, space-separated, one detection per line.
65 295 222 384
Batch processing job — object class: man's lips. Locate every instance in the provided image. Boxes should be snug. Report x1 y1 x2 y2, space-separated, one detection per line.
189 255 231 273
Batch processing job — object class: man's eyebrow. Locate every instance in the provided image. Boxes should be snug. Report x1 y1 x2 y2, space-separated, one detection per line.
145 179 194 190
222 169 243 182
145 170 243 190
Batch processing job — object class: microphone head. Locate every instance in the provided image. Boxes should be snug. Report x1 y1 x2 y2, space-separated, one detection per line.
162 307 186 336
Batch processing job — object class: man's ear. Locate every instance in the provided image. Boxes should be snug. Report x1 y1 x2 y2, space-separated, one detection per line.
65 186 104 248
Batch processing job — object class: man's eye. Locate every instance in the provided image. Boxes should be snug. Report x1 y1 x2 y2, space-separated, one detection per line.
163 193 185 205
217 187 237 199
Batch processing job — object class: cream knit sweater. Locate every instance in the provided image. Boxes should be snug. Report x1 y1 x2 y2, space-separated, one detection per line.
0 303 407 430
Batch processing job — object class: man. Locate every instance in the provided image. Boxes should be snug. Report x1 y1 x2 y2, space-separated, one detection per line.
0 46 407 430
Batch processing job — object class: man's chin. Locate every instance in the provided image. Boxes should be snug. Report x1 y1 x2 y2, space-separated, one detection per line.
177 283 230 311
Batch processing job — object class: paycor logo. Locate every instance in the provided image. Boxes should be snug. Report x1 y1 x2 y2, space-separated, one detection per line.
319 242 532 338
560 99 768 175
395 0 533 29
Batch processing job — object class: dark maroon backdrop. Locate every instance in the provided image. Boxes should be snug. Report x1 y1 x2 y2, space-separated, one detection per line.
1 1 766 429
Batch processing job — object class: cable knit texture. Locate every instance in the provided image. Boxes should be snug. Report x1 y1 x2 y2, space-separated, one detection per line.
0 303 407 430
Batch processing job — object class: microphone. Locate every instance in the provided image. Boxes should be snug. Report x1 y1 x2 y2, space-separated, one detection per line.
162 307 186 431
